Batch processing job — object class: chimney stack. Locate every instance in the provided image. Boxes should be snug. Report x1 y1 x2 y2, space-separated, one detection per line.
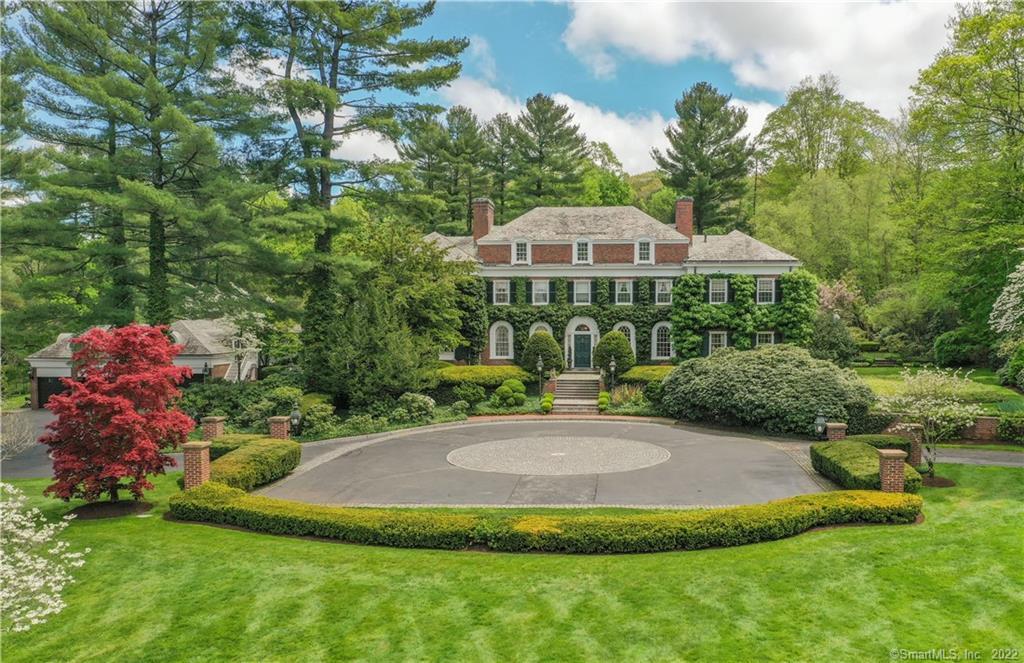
472 198 494 240
675 197 694 240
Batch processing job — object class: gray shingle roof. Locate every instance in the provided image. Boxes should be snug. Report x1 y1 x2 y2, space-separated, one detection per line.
424 232 480 262
687 230 798 262
26 333 80 359
27 319 245 360
480 206 687 242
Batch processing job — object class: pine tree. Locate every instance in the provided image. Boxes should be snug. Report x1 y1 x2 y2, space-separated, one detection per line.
511 94 588 212
483 113 516 224
652 82 752 233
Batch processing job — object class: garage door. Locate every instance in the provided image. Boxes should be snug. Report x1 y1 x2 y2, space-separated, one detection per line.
37 377 67 408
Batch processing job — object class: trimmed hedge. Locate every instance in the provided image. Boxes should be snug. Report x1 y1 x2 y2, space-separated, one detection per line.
208 433 268 461
209 437 302 491
432 364 534 387
168 485 922 554
997 413 1024 444
847 410 900 435
845 434 912 454
810 441 922 493
619 365 673 384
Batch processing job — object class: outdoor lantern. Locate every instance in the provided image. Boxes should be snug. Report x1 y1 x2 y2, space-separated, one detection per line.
290 404 302 434
202 362 211 377
814 411 827 439
609 356 617 389
536 356 544 391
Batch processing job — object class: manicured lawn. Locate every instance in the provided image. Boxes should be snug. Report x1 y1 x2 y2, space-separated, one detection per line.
2 393 29 411
854 366 1024 413
5 465 1023 661
938 443 1024 453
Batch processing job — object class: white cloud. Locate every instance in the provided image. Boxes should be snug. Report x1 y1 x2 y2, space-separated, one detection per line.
331 130 399 162
441 76 523 120
467 35 497 82
562 2 953 117
729 99 776 138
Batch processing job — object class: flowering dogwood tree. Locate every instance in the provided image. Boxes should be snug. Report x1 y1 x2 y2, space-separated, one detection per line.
881 368 984 477
40 325 194 502
989 260 1024 338
0 483 88 632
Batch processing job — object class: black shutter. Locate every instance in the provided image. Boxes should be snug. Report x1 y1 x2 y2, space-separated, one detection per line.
509 280 516 302
549 280 556 302
526 281 533 304
775 279 782 303
592 280 598 305
726 331 734 347
705 277 711 303
486 280 493 304
702 331 710 356
567 281 575 303
632 280 638 304
728 279 735 303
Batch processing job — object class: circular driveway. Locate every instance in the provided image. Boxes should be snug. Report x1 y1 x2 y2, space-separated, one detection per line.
258 420 825 507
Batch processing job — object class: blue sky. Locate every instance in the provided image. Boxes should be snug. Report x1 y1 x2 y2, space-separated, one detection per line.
342 1 956 174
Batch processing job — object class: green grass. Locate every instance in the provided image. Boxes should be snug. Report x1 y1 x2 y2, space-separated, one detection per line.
854 366 1024 413
938 443 1024 453
5 465 1023 661
2 393 29 411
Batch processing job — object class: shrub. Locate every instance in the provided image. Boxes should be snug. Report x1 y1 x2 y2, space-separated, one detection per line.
997 344 1024 388
503 379 526 395
540 393 554 414
451 400 470 416
845 434 913 455
299 392 331 415
396 393 435 422
997 413 1024 444
810 441 921 493
610 384 646 407
489 381 526 408
643 381 665 411
597 391 610 412
660 345 875 436
301 403 340 438
847 410 900 435
208 433 268 460
808 311 859 367
432 364 533 388
857 340 881 353
933 328 990 367
209 438 302 491
619 365 673 385
169 486 922 554
452 382 486 409
519 331 565 373
593 331 636 376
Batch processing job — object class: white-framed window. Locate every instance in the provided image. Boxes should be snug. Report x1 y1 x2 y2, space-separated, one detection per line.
529 321 553 337
651 322 673 360
709 278 728 304
635 239 653 264
532 279 549 305
574 238 592 265
490 321 514 359
655 279 673 305
756 278 776 304
574 280 591 305
755 331 776 346
615 279 633 305
614 322 636 355
513 239 530 265
492 279 510 305
709 330 728 353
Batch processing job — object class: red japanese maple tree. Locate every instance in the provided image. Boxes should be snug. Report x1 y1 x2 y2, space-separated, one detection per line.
40 324 195 502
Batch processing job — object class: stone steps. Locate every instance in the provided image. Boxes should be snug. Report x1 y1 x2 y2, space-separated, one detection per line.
553 373 601 414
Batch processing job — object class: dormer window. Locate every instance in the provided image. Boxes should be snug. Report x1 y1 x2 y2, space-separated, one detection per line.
513 239 530 265
635 239 653 264
574 238 592 265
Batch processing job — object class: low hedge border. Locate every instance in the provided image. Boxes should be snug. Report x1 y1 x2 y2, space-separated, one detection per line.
811 441 922 493
845 434 913 454
168 484 922 554
209 435 301 491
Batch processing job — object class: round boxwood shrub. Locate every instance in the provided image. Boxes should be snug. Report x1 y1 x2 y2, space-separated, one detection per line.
660 345 875 436
452 382 486 410
593 330 636 376
490 379 527 408
519 331 565 373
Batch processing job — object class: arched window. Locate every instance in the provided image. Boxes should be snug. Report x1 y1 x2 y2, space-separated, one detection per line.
529 321 552 337
490 321 514 360
651 322 673 360
613 322 636 356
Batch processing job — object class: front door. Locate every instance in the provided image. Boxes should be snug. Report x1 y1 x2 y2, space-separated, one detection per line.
573 333 592 369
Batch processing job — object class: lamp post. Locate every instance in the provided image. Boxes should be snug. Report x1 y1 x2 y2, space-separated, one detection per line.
536 356 544 395
814 411 827 440
290 402 302 436
202 362 211 382
609 356 617 390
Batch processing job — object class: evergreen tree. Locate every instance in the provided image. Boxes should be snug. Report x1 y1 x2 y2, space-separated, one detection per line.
511 94 588 212
235 1 466 391
652 82 751 233
483 113 516 224
443 106 488 230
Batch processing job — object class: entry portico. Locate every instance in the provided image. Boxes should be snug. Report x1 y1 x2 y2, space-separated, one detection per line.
564 315 600 369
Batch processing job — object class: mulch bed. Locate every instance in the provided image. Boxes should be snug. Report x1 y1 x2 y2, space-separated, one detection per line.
69 500 154 520
923 476 957 488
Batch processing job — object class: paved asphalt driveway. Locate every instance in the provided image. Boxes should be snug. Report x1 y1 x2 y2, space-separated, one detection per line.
259 420 826 507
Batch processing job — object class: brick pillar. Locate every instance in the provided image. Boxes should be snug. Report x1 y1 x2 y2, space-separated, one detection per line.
825 423 848 441
877 449 907 493
268 416 290 439
182 441 211 490
200 416 226 441
895 423 923 466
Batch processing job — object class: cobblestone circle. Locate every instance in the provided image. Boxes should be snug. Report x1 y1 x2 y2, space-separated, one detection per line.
446 436 671 476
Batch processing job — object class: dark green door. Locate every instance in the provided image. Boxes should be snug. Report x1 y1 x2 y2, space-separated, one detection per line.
573 334 591 369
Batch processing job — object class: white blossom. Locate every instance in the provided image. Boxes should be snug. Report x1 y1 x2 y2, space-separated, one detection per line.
1 483 89 632
989 260 1024 337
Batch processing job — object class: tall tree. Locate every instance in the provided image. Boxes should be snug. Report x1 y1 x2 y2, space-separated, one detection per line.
236 1 466 391
511 94 588 212
652 82 751 233
580 142 634 206
483 113 516 224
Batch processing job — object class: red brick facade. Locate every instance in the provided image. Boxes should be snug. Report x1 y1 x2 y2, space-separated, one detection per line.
479 244 511 264
182 441 211 490
675 197 694 239
656 243 687 264
268 416 290 439
594 243 634 264
481 241 687 265
532 244 572 264
877 449 907 493
201 416 226 441
962 416 999 441
825 422 848 441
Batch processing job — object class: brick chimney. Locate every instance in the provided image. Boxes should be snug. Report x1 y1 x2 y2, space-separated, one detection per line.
472 198 494 240
675 197 694 239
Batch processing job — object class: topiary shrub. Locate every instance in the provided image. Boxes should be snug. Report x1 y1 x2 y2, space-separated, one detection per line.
452 382 486 410
660 345 875 436
597 391 610 412
620 365 673 385
503 379 526 395
540 392 554 414
432 364 534 388
489 379 526 408
519 331 565 373
808 311 859 367
933 328 990 367
209 437 302 491
810 441 921 493
593 331 636 376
